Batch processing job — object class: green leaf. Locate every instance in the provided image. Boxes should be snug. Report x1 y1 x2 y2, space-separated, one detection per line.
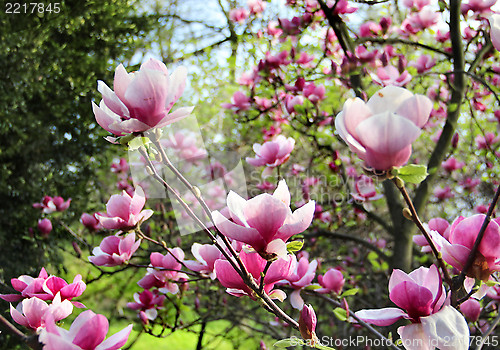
340 288 359 297
392 164 428 184
287 240 304 254
274 338 304 347
332 307 347 321
128 137 151 151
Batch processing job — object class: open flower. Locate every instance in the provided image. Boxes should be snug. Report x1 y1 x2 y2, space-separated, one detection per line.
430 214 500 281
92 58 193 136
246 135 295 168
317 268 345 295
335 86 432 170
183 243 223 279
138 248 188 294
214 250 294 301
279 255 318 309
10 293 73 331
356 265 469 350
212 180 315 259
39 310 132 350
89 232 141 267
126 289 165 321
96 187 153 230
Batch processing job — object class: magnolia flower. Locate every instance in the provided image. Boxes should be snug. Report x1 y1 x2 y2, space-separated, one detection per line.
317 268 345 295
96 188 153 230
356 265 469 350
33 196 71 214
89 232 141 267
441 157 465 173
214 250 294 301
138 248 188 294
183 243 223 279
430 214 500 281
92 58 193 136
221 91 252 113
229 8 249 24
299 304 318 341
37 219 53 236
351 175 383 202
372 65 412 87
0 268 50 302
246 135 295 168
10 293 73 331
212 180 315 259
1 269 85 307
490 14 500 51
39 310 132 350
413 218 450 253
80 213 102 231
335 86 432 170
126 289 165 321
279 256 318 309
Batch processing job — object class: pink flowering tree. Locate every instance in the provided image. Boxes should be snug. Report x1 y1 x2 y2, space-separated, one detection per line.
2 1 500 349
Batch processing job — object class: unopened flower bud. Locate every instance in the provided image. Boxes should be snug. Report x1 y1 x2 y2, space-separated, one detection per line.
299 304 317 341
37 218 53 237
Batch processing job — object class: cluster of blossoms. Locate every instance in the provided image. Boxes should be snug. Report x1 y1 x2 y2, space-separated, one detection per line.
1 269 132 349
32 195 72 237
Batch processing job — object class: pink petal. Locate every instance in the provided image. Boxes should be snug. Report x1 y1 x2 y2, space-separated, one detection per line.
244 194 289 242
212 211 266 251
97 81 130 118
397 323 432 350
390 281 433 318
396 94 432 128
366 86 414 113
113 64 132 102
155 106 194 128
119 232 136 256
100 236 120 255
355 307 406 326
272 180 291 207
342 97 373 140
106 192 132 220
43 277 67 296
130 188 146 215
164 66 187 111
95 324 133 350
214 259 246 291
23 297 49 328
72 313 109 349
92 102 125 136
10 304 29 327
276 201 315 241
420 306 469 350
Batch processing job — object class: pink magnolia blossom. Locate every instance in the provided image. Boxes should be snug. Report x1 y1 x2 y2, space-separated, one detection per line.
430 214 500 281
126 289 165 321
475 131 499 149
33 196 71 213
402 0 430 10
355 46 378 64
401 8 439 34
295 52 315 67
462 0 497 14
459 298 481 322
356 265 469 350
351 175 383 202
1 268 50 302
92 58 193 136
214 250 294 301
285 94 304 114
329 0 357 15
89 232 141 267
10 293 73 331
279 256 318 309
490 14 500 51
80 213 102 231
138 248 188 294
299 304 317 341
212 180 315 258
162 130 207 162
39 310 132 350
335 85 432 170
460 177 481 192
317 268 345 295
248 0 266 15
229 8 249 24
96 188 153 230
359 21 382 37
434 186 454 201
184 243 223 279
222 91 252 113
38 218 53 237
246 135 295 168
372 65 412 87
414 218 450 253
441 157 465 173
1 270 85 306
303 83 325 103
110 158 129 175
412 54 436 73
